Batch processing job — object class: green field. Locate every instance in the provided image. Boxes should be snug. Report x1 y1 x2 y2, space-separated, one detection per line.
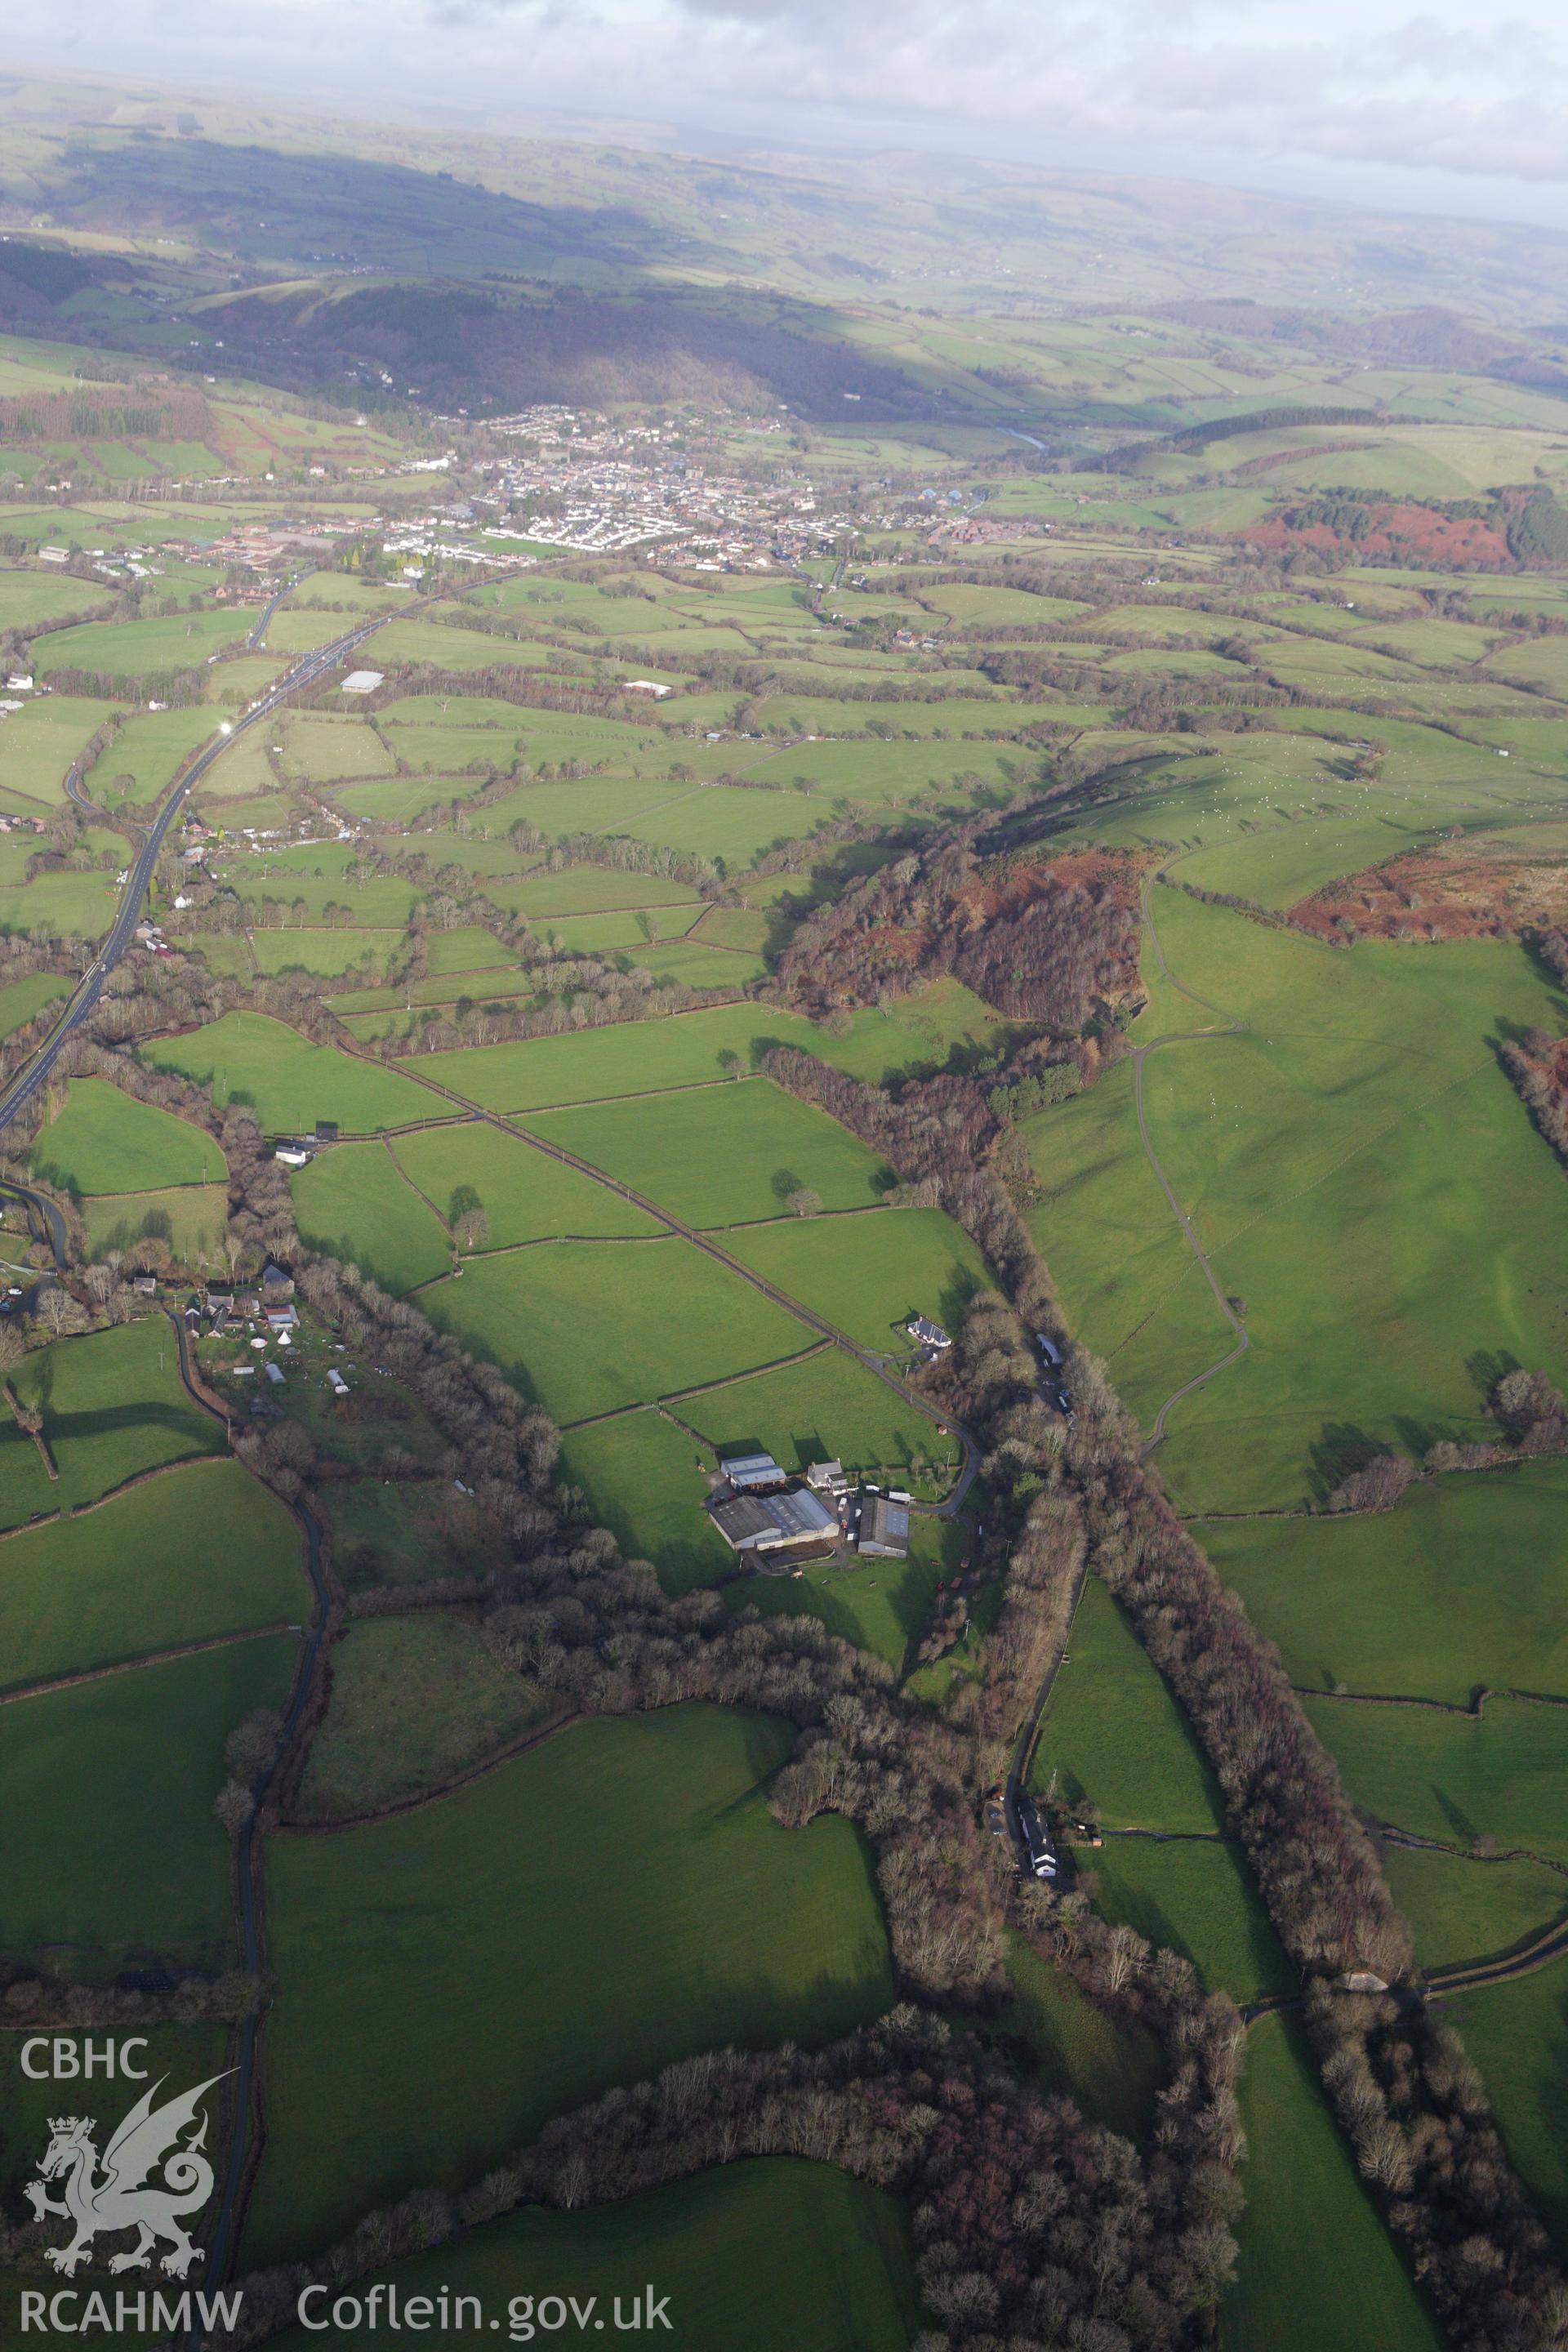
1000 1932 1163 2142
1031 893 1568 1512
1380 1844 1568 1973
420 1236 813 1425
82 1181 229 1264
391 1121 662 1248
291 1140 452 1293
246 1706 893 2264
143 1012 439 1134
0 1634 297 1972
35 608 252 678
83 706 216 804
1087 1838 1294 2004
728 1205 990 1353
296 1615 554 1820
1447 1962 1568 2252
524 1078 893 1228
5 1320 221 1523
32 1076 225 1194
1031 1579 1225 1833
405 1006 834 1111
679 1344 964 1494
318 1477 512 1592
1198 1461 1568 1707
270 2159 920 2352
0 969 70 1037
0 696 122 807
558 1408 733 1594
1304 1693 1568 1864
1224 2014 1446 2352
0 1460 302 1688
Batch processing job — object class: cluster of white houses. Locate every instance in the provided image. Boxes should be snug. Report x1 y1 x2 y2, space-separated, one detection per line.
707 1451 911 1570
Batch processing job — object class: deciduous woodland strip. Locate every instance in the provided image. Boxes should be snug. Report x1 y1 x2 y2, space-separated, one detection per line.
763 1041 1568 2348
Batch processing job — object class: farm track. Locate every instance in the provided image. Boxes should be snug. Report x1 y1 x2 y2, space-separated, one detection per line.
333 1041 982 1517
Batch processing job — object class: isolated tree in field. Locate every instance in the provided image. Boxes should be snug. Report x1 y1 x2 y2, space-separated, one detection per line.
453 1205 491 1253
786 1187 823 1218
213 1781 256 1839
225 1708 283 1781
716 1049 742 1080
1325 1453 1414 1514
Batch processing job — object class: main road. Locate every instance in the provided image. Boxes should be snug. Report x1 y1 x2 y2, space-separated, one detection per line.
0 610 392 1142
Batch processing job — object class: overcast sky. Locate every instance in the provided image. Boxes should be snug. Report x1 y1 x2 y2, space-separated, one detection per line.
23 0 1568 229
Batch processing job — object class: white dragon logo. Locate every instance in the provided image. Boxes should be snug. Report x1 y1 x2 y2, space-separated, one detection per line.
25 2072 230 2279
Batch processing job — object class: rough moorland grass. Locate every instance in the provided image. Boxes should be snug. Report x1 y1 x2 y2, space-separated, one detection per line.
296 1616 555 1820
6 1320 220 1522
679 1346 964 1494
390 1121 661 1248
267 2158 921 2352
32 1076 225 1194
1030 1579 1224 1833
246 1706 893 2265
0 1634 297 1973
1379 1845 1568 1973
1088 1838 1294 2004
318 1477 512 1593
420 1236 813 1426
1197 1461 1568 1708
1448 1961 1568 2252
1000 1931 1162 2144
524 1078 893 1228
82 1183 229 1267
144 1011 437 1134
0 1459 303 1688
558 1408 732 1596
728 1206 990 1355
291 1141 452 1294
1226 2013 1447 2352
0 969 69 1039
1304 1692 1568 1864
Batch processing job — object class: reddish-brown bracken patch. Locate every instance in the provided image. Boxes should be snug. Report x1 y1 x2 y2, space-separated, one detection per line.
1240 502 1515 570
956 847 1150 926
1287 848 1568 942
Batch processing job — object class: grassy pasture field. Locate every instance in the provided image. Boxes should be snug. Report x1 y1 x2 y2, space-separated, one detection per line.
282 715 398 778
1225 2014 1446 2352
1446 1963 1568 2252
246 1706 893 2265
31 1076 225 1193
0 696 122 808
1303 1692 1568 1863
405 1006 826 1110
5 1320 220 1523
1196 1461 1568 1706
247 929 403 978
420 1235 814 1425
34 608 252 677
1029 1579 1224 1833
82 1181 230 1264
558 1408 733 1594
392 1120 662 1247
679 1345 964 1494
727 1205 990 1354
1031 892 1568 1512
269 2159 920 2352
0 1459 302 1689
1088 1838 1294 2005
507 866 708 917
0 1633 297 1973
0 866 120 938
296 1615 555 1820
83 706 216 804
1379 1844 1568 1973
143 1011 439 1133
290 1140 452 1293
523 1078 893 1228
0 968 69 1036
0 569 111 629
